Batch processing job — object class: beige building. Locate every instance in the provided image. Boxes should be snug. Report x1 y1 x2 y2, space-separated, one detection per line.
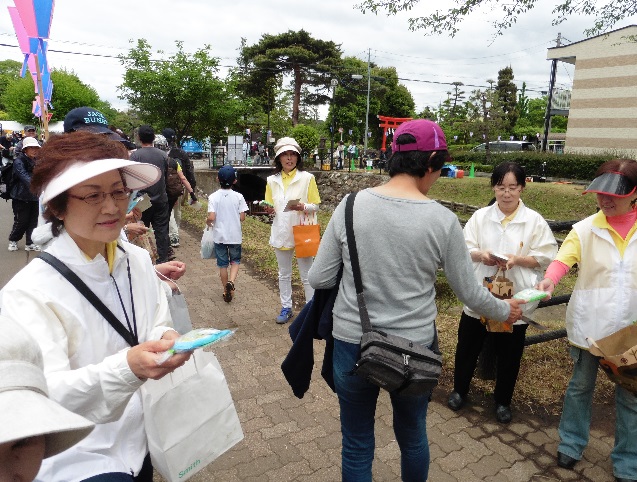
547 25 637 158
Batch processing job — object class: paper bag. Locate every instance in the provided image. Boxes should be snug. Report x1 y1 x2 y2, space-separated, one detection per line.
480 271 514 333
141 350 243 481
293 224 320 258
588 324 637 395
132 231 158 264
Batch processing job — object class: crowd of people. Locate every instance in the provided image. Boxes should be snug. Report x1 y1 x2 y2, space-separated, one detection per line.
0 112 635 482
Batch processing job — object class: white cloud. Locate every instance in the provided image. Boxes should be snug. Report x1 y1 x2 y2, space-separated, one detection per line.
1 0 634 118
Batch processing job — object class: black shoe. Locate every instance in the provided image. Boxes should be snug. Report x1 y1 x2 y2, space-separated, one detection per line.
447 392 465 411
495 404 512 424
615 478 637 482
557 452 578 470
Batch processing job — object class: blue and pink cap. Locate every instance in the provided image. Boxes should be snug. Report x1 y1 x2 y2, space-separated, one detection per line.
391 119 447 153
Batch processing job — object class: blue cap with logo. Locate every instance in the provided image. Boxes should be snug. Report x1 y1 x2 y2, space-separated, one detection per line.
63 107 136 150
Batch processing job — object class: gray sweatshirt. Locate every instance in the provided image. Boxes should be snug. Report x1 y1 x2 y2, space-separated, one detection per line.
308 189 511 347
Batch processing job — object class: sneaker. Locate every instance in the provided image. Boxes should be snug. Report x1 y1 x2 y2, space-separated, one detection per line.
170 237 180 248
8 241 18 252
25 244 41 252
276 307 293 324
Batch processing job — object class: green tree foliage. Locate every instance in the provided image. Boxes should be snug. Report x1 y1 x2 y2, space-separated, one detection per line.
119 39 240 143
517 81 530 120
326 59 415 151
240 30 343 126
496 67 518 133
0 60 22 112
355 0 635 37
290 124 320 158
417 106 437 120
462 87 507 158
2 68 100 123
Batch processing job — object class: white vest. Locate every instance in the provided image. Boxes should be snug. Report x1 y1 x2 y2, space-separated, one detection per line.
566 214 637 348
267 170 317 248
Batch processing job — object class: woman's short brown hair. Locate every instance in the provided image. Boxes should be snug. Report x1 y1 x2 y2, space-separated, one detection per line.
31 131 129 235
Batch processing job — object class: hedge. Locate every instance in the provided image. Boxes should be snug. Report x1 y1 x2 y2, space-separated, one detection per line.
449 151 617 181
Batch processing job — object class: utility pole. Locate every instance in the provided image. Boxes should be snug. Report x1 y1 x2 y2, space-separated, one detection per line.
330 78 338 170
363 48 371 157
542 32 562 152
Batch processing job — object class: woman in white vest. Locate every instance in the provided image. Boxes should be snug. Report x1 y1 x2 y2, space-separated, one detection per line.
264 137 321 324
537 159 637 482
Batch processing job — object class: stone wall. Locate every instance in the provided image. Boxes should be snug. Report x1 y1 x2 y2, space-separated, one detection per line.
193 169 388 209
311 171 387 209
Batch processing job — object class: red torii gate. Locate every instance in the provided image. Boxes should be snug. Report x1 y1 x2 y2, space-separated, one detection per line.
378 115 413 152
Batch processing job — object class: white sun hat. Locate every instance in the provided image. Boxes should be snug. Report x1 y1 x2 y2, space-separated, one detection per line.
0 316 94 458
40 158 160 204
273 137 301 158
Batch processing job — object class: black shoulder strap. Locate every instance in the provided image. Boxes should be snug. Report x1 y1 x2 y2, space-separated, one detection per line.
38 252 139 346
344 191 373 333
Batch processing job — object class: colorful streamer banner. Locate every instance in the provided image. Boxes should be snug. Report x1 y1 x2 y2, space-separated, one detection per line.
7 0 55 117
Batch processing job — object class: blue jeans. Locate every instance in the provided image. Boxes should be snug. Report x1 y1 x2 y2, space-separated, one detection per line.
214 243 241 268
558 346 637 479
333 339 431 482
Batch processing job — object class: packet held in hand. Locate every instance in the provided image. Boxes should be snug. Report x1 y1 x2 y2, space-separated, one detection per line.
156 328 234 365
513 288 549 302
490 252 509 263
283 198 301 212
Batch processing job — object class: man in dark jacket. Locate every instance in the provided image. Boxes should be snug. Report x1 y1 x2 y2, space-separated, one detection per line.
8 137 41 252
131 125 174 262
162 128 197 248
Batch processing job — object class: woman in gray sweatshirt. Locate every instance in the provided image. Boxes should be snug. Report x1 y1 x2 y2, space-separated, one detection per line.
308 119 525 482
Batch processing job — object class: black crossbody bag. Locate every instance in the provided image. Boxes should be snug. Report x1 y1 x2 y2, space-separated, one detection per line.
345 192 443 396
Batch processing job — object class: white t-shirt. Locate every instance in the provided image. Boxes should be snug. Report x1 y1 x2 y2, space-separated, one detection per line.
207 188 249 244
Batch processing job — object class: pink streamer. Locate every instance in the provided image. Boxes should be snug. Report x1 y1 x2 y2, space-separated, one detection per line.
13 0 37 38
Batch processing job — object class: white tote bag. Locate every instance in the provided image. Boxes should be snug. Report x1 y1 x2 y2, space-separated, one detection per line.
141 350 243 481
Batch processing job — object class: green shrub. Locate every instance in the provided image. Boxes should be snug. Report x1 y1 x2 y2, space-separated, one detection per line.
449 151 616 180
290 124 320 160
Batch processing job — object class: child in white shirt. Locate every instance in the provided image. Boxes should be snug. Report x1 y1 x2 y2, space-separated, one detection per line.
206 165 249 302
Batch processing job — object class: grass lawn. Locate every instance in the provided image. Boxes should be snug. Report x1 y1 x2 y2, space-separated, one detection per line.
182 177 615 415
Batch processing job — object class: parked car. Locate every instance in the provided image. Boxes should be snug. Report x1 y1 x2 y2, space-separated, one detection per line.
471 141 537 153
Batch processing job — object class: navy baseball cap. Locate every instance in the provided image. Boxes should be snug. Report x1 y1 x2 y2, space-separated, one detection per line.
64 107 111 134
218 165 237 187
64 107 136 150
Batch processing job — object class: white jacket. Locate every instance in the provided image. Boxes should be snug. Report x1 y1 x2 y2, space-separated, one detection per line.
267 170 318 249
463 201 558 320
0 231 173 481
567 214 637 348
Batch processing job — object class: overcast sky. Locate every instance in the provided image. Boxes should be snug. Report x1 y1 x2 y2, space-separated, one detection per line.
1 0 634 119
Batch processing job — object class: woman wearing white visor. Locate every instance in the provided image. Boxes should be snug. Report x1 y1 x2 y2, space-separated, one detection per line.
537 159 637 482
0 131 191 482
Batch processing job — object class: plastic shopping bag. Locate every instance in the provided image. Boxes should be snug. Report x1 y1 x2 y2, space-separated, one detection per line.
200 227 215 259
141 350 243 481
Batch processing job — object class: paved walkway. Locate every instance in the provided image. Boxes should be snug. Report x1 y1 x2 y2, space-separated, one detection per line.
0 200 616 481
